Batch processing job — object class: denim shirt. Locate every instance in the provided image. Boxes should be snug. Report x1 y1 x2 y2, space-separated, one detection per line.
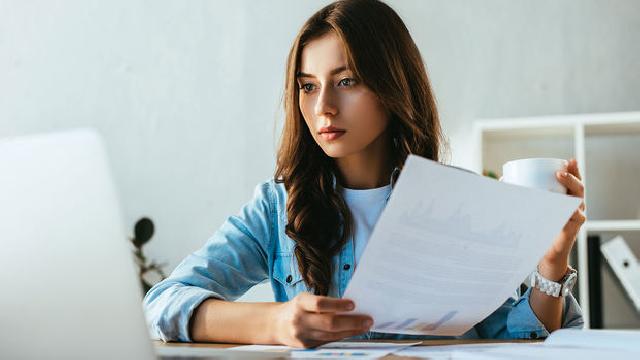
143 166 584 342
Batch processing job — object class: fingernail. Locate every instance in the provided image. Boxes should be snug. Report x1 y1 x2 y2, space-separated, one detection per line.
346 302 354 310
363 319 373 327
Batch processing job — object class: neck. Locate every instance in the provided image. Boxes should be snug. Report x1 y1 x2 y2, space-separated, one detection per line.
335 133 393 189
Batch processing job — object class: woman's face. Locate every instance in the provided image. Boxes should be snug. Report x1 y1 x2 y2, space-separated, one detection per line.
297 31 389 159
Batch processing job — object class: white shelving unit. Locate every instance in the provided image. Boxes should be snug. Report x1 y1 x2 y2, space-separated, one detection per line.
473 111 640 328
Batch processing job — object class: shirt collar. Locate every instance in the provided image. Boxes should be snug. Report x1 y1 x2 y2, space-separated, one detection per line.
332 166 401 203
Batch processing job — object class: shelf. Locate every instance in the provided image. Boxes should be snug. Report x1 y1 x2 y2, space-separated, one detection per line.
475 111 640 329
585 220 640 232
481 126 574 141
585 122 640 136
476 111 640 139
480 133 574 178
477 111 640 128
584 113 640 135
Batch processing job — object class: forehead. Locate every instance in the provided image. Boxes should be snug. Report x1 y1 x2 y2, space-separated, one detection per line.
299 31 348 75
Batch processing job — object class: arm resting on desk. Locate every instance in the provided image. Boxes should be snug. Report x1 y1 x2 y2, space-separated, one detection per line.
190 298 280 344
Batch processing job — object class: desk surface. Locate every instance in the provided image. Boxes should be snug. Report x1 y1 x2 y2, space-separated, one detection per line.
157 338 539 348
156 339 541 359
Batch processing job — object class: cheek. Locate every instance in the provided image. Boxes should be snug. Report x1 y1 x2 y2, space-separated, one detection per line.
299 97 316 130
298 96 313 124
340 90 388 134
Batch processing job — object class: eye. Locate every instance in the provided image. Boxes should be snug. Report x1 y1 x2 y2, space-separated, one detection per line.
338 78 356 87
299 83 317 93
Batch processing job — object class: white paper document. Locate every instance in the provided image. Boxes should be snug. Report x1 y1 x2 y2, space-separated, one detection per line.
449 346 632 360
343 155 582 335
543 328 640 353
447 330 640 359
394 342 542 359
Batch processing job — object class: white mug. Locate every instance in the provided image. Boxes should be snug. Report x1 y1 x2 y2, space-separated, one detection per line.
502 158 568 194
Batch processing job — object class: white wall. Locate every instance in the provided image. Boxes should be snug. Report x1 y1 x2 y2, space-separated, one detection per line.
1 0 639 307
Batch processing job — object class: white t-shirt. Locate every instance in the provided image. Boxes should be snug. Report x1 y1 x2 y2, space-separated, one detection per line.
341 183 392 268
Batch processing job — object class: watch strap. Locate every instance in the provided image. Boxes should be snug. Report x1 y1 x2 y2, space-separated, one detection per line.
530 266 577 298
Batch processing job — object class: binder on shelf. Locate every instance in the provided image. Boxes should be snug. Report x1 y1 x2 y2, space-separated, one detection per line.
600 236 640 313
587 235 603 329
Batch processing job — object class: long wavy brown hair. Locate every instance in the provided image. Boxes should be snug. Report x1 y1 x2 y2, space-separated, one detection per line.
274 0 448 296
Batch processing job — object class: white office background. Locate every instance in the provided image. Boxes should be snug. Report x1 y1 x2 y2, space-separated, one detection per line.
1 0 638 327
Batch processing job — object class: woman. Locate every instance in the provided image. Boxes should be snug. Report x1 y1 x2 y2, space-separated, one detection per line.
144 0 585 348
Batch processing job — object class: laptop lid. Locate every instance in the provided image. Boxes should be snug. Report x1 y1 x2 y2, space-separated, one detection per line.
0 129 155 359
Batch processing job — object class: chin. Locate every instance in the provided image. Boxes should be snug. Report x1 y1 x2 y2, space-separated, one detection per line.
319 144 355 159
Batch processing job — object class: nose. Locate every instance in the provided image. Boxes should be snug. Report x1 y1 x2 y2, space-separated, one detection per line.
314 85 338 118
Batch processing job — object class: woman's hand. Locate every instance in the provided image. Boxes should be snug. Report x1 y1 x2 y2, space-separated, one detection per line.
538 158 587 280
271 292 373 348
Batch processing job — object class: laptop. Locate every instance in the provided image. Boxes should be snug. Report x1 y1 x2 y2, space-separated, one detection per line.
0 129 285 359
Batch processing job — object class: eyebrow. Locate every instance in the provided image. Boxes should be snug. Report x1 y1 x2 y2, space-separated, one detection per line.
296 66 349 79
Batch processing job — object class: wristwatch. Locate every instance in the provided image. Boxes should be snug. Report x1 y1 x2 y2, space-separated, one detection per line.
529 266 578 298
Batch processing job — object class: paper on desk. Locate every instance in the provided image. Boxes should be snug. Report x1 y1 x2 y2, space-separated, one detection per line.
544 329 640 352
395 330 640 359
230 341 421 358
343 154 582 335
449 345 633 360
394 342 542 359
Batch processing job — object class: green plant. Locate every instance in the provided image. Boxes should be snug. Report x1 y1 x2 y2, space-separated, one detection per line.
483 169 498 179
131 217 167 294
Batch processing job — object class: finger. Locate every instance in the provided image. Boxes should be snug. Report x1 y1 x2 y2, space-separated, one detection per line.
289 337 324 349
303 313 373 333
567 158 582 180
579 200 586 212
298 293 355 313
304 328 370 343
556 171 584 198
569 208 587 224
562 209 586 237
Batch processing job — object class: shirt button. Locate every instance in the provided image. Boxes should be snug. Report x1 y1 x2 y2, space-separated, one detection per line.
529 331 538 339
343 264 351 270
286 275 292 283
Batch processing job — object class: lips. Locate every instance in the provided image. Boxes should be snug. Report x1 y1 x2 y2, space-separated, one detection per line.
318 126 346 141
319 131 345 141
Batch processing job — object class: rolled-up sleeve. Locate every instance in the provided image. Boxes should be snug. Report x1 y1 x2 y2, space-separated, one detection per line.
143 181 274 342
473 287 584 339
